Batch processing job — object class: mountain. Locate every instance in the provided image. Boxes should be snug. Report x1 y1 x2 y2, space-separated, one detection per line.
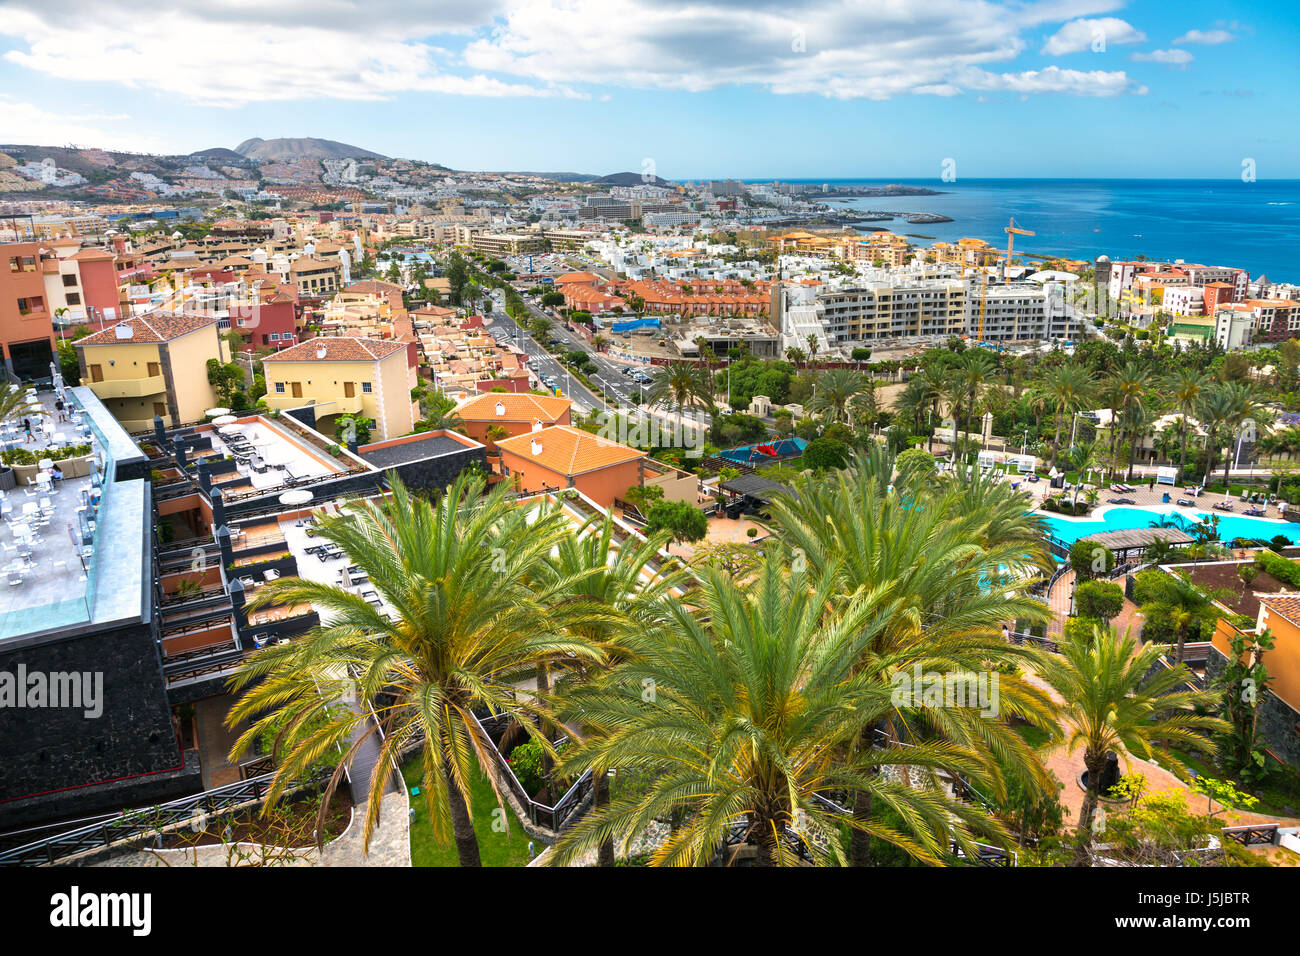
589 171 675 187
234 137 387 162
503 171 601 182
190 147 245 162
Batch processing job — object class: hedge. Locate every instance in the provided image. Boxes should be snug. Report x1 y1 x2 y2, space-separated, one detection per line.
1255 550 1300 587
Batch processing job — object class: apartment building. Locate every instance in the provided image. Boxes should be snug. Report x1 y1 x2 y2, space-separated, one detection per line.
287 255 341 297
1216 299 1300 344
261 336 417 441
469 232 547 256
41 241 128 327
0 240 56 378
456 392 572 443
804 278 967 345
495 425 647 507
971 282 1078 343
75 311 228 431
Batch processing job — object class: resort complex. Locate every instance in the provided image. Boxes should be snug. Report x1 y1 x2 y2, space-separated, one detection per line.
1 12 1298 938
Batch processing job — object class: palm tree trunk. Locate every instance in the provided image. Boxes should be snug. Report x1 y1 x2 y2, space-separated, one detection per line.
751 814 777 867
594 768 615 866
445 766 482 867
850 787 873 866
1072 755 1104 867
1178 419 1189 480
1174 622 1187 666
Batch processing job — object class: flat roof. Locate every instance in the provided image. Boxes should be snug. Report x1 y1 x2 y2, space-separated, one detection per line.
359 431 478 469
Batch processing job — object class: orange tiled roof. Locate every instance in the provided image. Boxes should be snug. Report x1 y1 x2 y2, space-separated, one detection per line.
1260 594 1300 626
457 392 571 423
262 336 406 363
495 425 644 477
74 311 217 346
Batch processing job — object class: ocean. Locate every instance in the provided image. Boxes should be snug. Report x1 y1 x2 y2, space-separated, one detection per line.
782 178 1300 284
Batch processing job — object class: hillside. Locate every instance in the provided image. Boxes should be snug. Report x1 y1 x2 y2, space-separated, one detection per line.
589 171 675 187
191 147 245 162
235 137 386 162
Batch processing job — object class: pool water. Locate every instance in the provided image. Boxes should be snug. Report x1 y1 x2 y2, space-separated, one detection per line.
1041 506 1300 547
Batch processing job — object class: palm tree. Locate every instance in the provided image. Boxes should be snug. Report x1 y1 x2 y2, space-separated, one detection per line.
950 350 996 445
1034 624 1227 866
646 360 715 426
1165 369 1208 480
1134 569 1232 664
1043 364 1096 465
1067 438 1103 508
1107 362 1151 480
761 458 1058 866
895 376 930 435
918 366 948 452
225 474 612 865
550 557 1020 866
805 368 871 425
542 514 685 866
0 381 42 425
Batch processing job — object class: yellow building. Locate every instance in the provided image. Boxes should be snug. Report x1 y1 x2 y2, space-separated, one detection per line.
261 336 417 441
74 312 229 431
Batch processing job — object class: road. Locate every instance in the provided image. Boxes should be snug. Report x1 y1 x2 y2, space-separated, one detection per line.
489 293 711 440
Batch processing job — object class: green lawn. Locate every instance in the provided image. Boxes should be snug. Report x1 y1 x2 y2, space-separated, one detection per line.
1013 723 1052 750
402 759 536 867
1161 746 1300 818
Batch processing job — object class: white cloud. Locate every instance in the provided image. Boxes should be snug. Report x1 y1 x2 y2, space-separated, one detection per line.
1041 17 1146 54
0 96 177 152
960 65 1143 96
1131 49 1194 67
0 0 1154 107
0 2 570 107
1174 28 1235 45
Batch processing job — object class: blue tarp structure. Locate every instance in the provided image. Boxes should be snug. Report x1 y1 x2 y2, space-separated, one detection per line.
608 316 660 334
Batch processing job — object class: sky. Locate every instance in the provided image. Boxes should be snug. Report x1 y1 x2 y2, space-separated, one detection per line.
0 0 1295 179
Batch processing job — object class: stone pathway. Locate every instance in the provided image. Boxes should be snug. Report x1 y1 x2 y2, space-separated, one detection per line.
85 790 411 868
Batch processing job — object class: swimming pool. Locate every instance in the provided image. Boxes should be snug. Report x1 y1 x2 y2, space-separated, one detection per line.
719 437 808 465
1040 505 1300 547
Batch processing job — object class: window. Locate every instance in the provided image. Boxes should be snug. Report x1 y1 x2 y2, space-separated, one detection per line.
361 382 372 393
269 332 280 341
65 293 80 305
62 274 78 287
274 382 285 393
16 297 44 315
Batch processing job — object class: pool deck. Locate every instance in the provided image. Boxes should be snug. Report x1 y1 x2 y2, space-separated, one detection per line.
1022 477 1294 527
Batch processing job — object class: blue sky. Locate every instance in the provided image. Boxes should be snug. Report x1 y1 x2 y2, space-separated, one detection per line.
0 0 1294 179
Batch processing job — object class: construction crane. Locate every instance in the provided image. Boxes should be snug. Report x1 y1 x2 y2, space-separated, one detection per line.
1003 217 1034 285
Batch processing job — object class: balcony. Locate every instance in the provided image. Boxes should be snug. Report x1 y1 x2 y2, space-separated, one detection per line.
87 374 165 400
319 394 365 415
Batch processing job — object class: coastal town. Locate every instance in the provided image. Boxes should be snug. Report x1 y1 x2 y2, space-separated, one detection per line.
0 5 1296 932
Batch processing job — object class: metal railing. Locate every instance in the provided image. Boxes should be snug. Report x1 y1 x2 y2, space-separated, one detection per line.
0 769 326 867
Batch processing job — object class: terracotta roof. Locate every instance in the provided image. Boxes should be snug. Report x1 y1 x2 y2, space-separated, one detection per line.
70 248 116 262
74 311 218 346
345 279 403 295
289 256 337 273
457 392 571 422
555 271 601 285
1260 594 1300 627
262 336 406 363
495 425 644 477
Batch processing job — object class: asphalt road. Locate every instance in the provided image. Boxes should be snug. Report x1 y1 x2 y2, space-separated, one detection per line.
489 295 711 439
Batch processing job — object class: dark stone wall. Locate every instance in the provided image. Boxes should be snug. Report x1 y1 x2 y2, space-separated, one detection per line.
378 447 487 494
1206 645 1300 769
285 406 317 431
0 619 185 813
